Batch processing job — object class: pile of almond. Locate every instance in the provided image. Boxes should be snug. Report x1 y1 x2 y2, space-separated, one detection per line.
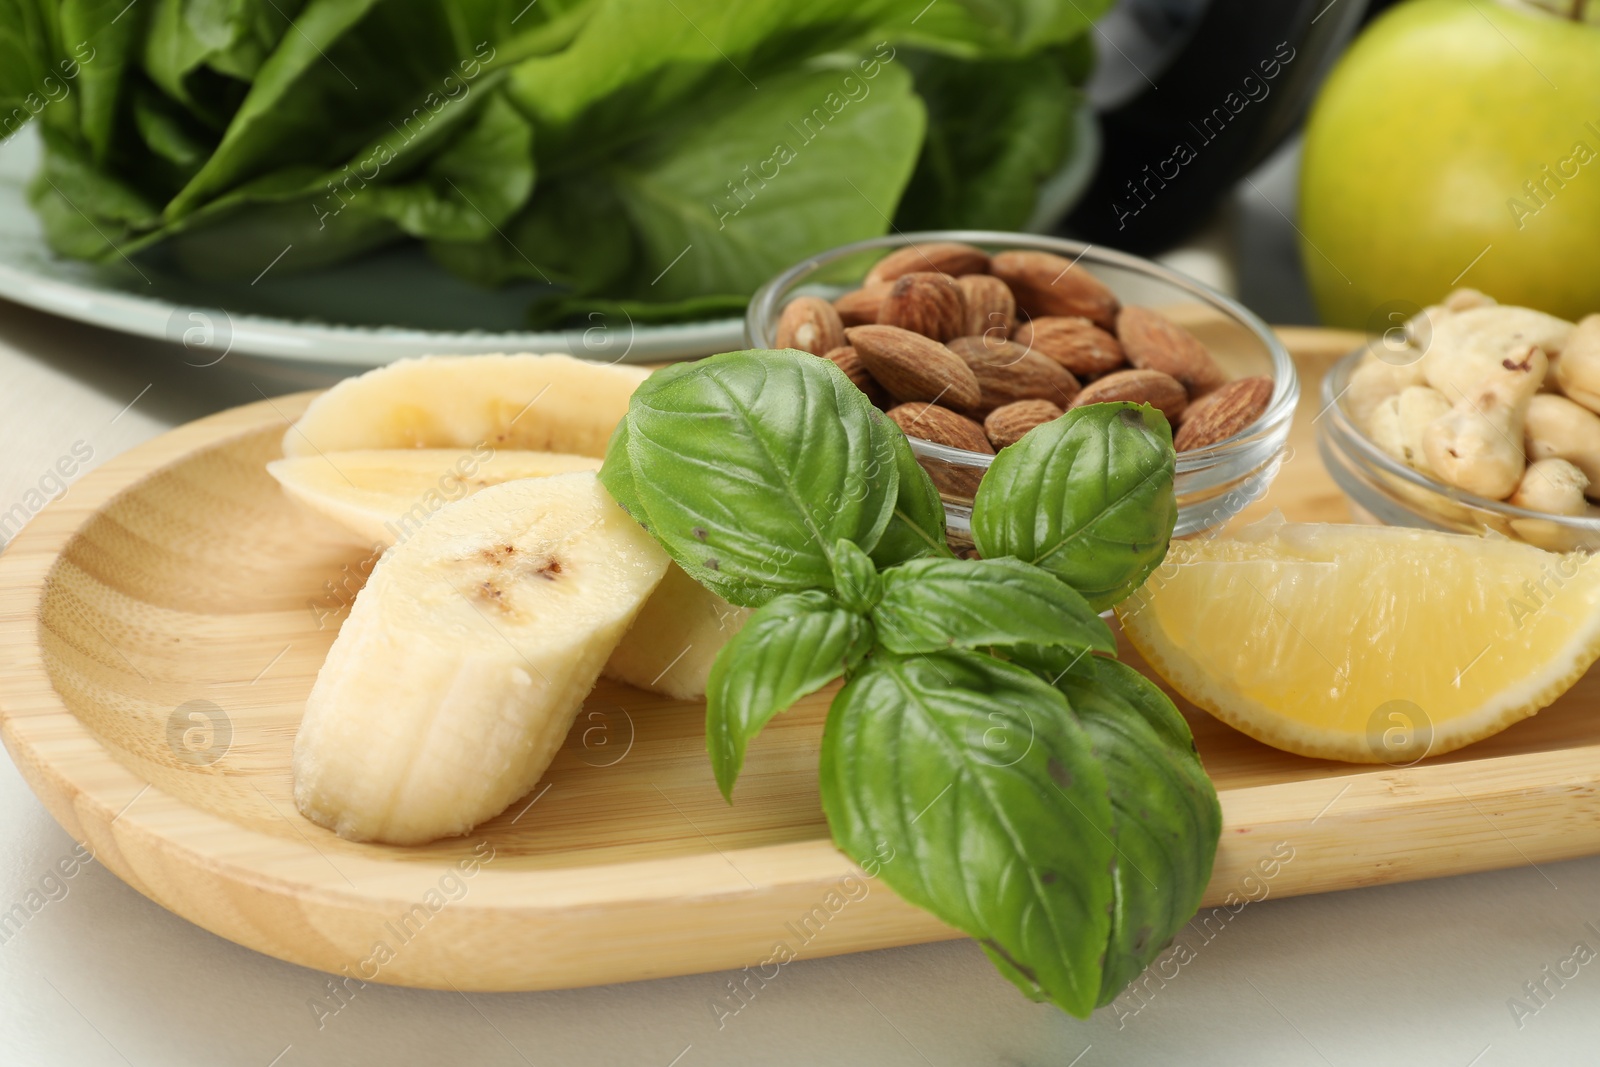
773 241 1273 497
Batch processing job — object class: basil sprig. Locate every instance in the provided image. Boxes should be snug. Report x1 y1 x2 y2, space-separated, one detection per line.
600 350 1220 1018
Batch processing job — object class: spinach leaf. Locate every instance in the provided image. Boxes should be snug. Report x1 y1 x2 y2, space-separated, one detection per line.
528 292 750 329
506 0 901 145
429 174 633 293
27 125 161 261
872 556 1111 657
819 649 1115 1017
1055 658 1220 1005
362 89 534 243
972 403 1176 611
61 0 145 163
165 0 551 215
887 0 1113 57
0 0 57 124
599 60 925 303
868 424 951 568
706 590 871 800
165 0 384 213
607 350 899 605
895 47 1079 232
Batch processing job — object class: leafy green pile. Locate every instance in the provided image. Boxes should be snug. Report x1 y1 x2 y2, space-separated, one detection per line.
600 349 1221 1016
1 0 1106 323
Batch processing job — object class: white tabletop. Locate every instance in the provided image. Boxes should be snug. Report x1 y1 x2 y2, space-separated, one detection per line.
4 146 1599 1067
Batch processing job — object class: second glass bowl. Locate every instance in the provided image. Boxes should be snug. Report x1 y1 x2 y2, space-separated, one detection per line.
1318 345 1600 552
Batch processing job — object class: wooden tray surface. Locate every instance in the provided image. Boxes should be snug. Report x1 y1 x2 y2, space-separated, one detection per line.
4 327 1600 991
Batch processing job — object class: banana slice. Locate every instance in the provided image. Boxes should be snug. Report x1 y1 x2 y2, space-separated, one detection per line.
293 472 669 845
603 564 751 700
268 448 600 547
272 446 746 697
282 354 649 459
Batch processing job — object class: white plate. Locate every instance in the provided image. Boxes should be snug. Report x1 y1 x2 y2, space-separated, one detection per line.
0 108 1098 368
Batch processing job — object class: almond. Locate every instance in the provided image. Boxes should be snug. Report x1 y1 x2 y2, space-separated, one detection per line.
984 399 1064 449
957 274 1016 339
834 282 892 327
1013 316 1125 378
845 325 982 411
990 250 1119 331
947 335 1079 414
865 242 991 286
1116 306 1227 396
818 344 870 388
877 271 967 342
775 296 845 356
1069 369 1188 422
885 402 993 454
1172 376 1273 452
820 345 888 407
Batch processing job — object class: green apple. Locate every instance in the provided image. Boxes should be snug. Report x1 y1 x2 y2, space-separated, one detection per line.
1300 0 1600 328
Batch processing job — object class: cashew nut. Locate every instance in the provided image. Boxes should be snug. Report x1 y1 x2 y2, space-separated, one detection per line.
1366 385 1452 476
1422 345 1546 499
1367 394 1407 465
1525 391 1600 493
1345 357 1427 427
1509 458 1592 551
1420 305 1569 403
1551 314 1600 415
1510 458 1589 514
1405 288 1497 349
1396 386 1453 477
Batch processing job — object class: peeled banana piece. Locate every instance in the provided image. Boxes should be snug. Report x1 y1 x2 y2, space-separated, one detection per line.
272 451 745 698
603 564 751 700
293 472 669 845
268 448 600 547
282 353 649 459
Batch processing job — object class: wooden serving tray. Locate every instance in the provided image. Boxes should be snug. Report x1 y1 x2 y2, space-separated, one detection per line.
4 328 1600 992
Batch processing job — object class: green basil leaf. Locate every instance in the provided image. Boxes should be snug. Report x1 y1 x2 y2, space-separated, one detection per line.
706 590 871 801
971 403 1176 611
871 556 1112 657
868 422 952 568
819 650 1114 1017
828 538 881 614
1055 657 1220 1005
598 417 648 530
1003 642 1101 684
617 350 899 606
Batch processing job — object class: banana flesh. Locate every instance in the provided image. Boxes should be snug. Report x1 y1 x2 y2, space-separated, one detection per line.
293 472 669 844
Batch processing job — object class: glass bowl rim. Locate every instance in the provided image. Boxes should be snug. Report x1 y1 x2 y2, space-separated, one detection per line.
745 229 1298 475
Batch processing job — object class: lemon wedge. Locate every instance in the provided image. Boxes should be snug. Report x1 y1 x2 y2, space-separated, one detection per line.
1116 523 1600 763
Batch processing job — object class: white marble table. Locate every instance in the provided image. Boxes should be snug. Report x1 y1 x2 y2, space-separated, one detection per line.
5 145 1600 1066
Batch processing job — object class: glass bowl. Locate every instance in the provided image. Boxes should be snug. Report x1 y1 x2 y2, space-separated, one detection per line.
1317 345 1600 552
747 231 1298 539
